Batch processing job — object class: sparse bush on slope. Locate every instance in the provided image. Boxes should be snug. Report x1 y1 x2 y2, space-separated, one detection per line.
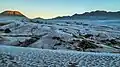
4 28 11 33
73 39 101 51
16 36 40 47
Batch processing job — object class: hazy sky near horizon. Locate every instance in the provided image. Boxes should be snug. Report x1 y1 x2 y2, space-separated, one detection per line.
0 0 120 19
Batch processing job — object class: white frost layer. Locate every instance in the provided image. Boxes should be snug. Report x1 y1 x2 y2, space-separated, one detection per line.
0 45 120 67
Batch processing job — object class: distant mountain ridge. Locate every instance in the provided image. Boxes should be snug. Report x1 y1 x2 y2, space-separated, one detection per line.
0 10 120 20
0 10 26 17
52 10 120 20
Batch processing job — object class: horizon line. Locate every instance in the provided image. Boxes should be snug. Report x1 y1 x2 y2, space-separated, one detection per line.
0 9 120 19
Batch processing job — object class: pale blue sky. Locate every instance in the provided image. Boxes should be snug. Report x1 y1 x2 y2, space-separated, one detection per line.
0 0 120 18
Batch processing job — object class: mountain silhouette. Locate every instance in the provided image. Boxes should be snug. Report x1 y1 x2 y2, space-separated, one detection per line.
0 10 120 20
52 10 120 20
0 10 26 17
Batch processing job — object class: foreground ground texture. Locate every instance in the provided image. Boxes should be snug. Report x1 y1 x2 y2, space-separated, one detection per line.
0 45 120 67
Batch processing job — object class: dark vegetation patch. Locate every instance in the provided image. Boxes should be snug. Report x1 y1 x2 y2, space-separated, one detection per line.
74 39 101 51
52 35 102 51
0 23 9 26
100 39 109 43
0 29 4 31
15 36 40 47
65 22 70 24
84 34 93 38
105 39 120 49
100 39 120 49
82 24 89 26
52 36 61 40
0 28 11 33
54 43 61 46
4 28 11 33
110 39 119 44
75 22 83 25
59 28 62 30
52 36 67 47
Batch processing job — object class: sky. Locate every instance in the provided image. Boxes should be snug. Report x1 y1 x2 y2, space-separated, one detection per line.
0 0 120 19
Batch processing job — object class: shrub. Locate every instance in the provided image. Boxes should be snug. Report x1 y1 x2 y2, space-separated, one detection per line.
52 37 61 40
4 28 11 33
110 39 118 44
54 43 61 46
77 40 99 51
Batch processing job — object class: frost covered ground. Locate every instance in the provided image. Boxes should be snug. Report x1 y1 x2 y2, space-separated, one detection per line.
0 45 120 67
0 19 120 53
